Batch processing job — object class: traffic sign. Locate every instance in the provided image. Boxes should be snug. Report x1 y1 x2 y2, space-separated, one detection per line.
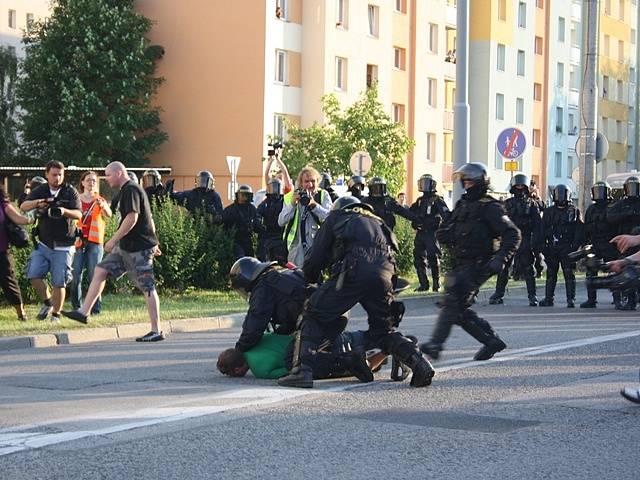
349 151 372 176
504 161 519 171
496 128 526 159
226 156 241 177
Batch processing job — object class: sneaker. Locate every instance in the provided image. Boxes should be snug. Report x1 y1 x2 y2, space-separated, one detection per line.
136 331 165 342
51 313 61 324
620 387 640 404
36 303 52 320
61 310 88 324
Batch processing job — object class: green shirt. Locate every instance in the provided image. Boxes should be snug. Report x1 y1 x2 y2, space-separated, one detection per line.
243 333 293 379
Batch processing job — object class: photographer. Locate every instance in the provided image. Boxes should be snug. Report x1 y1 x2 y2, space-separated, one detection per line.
278 166 333 267
264 144 293 194
20 160 82 323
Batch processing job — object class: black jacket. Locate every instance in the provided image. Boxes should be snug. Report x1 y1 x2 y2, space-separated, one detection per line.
542 204 584 254
363 196 415 231
409 194 450 231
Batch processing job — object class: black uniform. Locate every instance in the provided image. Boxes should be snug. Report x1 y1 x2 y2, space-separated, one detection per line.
278 202 434 388
540 204 584 306
490 195 542 305
173 187 223 219
421 191 520 359
363 196 415 231
235 268 308 352
223 202 263 259
144 185 167 204
256 194 287 264
409 193 450 291
582 200 619 306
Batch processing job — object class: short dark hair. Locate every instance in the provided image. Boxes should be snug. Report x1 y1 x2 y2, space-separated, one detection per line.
217 348 248 377
45 160 65 172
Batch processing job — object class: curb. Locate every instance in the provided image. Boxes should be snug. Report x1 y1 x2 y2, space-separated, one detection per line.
0 313 245 352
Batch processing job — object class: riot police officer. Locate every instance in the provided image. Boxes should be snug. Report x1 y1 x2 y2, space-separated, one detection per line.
172 170 223 219
142 169 166 203
409 174 450 292
223 185 263 259
606 176 640 310
278 196 435 388
489 174 543 306
580 182 619 308
256 179 287 265
420 163 520 361
347 175 366 200
319 173 339 202
363 176 415 231
539 184 584 307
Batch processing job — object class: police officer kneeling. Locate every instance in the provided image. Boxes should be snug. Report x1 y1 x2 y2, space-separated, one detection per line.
278 196 435 388
420 163 520 361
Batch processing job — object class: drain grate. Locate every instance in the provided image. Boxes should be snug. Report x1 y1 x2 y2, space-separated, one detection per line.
348 410 541 433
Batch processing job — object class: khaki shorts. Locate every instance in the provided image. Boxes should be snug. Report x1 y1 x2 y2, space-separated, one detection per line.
98 246 156 293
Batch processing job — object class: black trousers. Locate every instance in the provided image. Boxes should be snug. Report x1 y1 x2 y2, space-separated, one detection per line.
232 240 254 260
413 230 441 288
0 250 23 306
543 252 576 301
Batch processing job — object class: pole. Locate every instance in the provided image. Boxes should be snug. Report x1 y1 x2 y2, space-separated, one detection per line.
578 0 599 214
452 0 470 205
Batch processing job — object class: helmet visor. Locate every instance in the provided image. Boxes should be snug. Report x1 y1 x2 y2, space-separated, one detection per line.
237 191 253 204
624 181 640 197
418 177 436 193
591 184 608 201
198 173 214 190
368 183 387 197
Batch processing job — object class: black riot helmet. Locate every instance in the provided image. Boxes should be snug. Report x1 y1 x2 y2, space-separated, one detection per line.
368 176 387 197
142 169 161 189
331 195 360 211
127 171 139 184
453 162 490 199
229 257 277 299
347 175 365 192
509 174 530 196
266 178 283 196
623 176 640 198
235 184 253 204
319 173 333 190
29 176 47 189
590 181 611 202
552 184 571 206
197 170 215 190
418 174 437 194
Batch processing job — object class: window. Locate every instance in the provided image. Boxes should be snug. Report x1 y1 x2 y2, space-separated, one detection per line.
555 152 563 177
571 25 579 45
534 82 542 101
498 0 506 21
516 98 524 124
632 29 637 45
275 50 287 84
616 120 623 141
619 0 625 20
26 13 34 32
368 4 379 37
496 93 505 120
558 17 565 42
557 62 564 87
618 40 624 62
497 44 506 71
518 2 526 28
631 67 637 83
605 0 612 15
393 104 405 124
428 23 438 54
393 47 406 70
603 75 609 98
533 129 541 147
428 78 437 107
570 66 578 89
274 114 287 140
426 133 436 161
276 0 288 20
567 156 574 178
366 64 378 88
395 0 407 14
335 56 347 90
604 34 610 56
336 0 348 28
569 113 577 134
517 50 525 76
535 36 543 55
556 106 564 133
602 117 609 137
8 9 16 29
617 79 624 102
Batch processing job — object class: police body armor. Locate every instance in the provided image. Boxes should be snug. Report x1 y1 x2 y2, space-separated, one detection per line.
544 205 579 252
413 195 445 231
261 268 309 334
585 202 617 258
258 196 284 236
505 196 535 235
185 188 220 216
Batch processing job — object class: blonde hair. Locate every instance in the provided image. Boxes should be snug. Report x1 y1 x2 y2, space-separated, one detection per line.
295 165 320 188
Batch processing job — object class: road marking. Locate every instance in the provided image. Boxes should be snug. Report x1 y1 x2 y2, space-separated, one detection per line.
1 329 639 457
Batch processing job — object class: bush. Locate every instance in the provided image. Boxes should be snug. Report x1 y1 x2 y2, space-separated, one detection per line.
393 218 414 276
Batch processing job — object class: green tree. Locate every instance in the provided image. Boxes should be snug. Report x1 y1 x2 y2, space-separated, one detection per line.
0 46 19 165
17 0 167 167
282 86 415 195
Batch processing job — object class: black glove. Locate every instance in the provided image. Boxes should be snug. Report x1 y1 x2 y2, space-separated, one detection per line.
487 256 505 274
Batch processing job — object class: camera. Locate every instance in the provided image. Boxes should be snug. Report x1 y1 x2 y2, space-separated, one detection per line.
267 141 284 157
586 263 640 292
36 197 66 219
297 189 311 207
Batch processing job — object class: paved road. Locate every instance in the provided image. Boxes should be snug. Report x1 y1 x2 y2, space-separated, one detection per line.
0 283 639 479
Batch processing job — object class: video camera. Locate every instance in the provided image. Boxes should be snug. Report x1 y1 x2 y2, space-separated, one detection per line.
267 141 284 157
36 197 71 220
296 188 311 207
586 262 640 292
567 244 606 271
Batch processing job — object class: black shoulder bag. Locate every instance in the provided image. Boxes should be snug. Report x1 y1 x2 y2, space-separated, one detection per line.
3 203 29 248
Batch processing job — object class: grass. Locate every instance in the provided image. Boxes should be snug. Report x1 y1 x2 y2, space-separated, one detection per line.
0 289 247 337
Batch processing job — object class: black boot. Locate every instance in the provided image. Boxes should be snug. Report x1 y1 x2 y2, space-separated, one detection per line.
419 341 442 360
566 276 576 309
460 314 507 361
278 364 314 388
390 335 417 381
414 261 429 292
474 337 507 361
539 298 554 306
345 351 373 383
525 271 537 306
406 352 435 387
430 258 440 292
489 295 504 305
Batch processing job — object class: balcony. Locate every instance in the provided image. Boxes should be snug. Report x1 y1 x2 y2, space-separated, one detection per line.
571 1 582 21
446 4 457 26
568 89 580 106
570 46 581 65
443 59 456 79
443 110 454 131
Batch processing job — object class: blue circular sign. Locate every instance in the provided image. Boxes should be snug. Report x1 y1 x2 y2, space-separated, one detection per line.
496 128 526 159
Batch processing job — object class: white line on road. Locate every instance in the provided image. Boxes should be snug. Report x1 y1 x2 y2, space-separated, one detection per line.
1 329 639 457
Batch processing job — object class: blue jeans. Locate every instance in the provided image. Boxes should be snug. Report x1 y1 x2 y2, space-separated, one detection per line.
69 242 103 314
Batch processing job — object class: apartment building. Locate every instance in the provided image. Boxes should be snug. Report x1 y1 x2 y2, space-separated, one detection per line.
0 1 49 56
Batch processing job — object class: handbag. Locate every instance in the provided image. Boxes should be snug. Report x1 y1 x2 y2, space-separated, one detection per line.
3 203 29 248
